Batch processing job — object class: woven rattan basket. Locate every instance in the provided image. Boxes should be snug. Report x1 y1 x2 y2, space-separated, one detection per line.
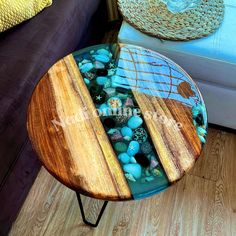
118 0 225 41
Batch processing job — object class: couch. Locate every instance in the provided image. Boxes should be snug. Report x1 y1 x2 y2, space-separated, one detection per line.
0 0 106 234
118 0 236 129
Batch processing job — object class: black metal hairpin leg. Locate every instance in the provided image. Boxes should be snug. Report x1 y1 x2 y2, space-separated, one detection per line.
76 192 108 227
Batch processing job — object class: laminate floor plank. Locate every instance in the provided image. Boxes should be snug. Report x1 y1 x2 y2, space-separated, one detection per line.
211 132 236 236
190 128 226 182
9 169 217 236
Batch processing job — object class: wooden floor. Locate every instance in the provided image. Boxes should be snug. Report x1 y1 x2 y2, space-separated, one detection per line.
9 30 236 236
9 127 236 236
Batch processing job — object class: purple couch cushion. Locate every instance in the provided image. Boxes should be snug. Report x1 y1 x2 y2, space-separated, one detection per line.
0 0 100 186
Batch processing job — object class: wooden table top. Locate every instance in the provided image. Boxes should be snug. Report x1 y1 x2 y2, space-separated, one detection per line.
27 44 207 201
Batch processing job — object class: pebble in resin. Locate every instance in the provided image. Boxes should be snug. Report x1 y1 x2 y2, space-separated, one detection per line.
133 127 148 143
92 54 110 63
96 76 108 86
80 62 94 73
107 128 118 135
107 97 122 109
114 142 127 152
127 116 143 129
123 163 142 179
130 156 137 163
104 79 111 88
134 153 150 168
123 136 132 141
104 117 116 129
99 104 110 116
125 173 136 182
124 97 134 108
104 88 116 97
110 130 123 142
127 141 140 156
96 48 111 57
93 61 105 69
152 168 162 177
93 91 107 104
81 59 91 64
89 85 103 96
108 68 116 76
150 159 159 169
115 114 130 125
96 69 108 76
141 142 152 154
117 93 129 99
145 176 155 182
118 153 130 164
84 72 95 80
84 78 90 85
121 127 133 139
197 126 207 136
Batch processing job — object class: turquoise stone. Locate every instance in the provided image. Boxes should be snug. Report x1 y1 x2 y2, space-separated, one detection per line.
84 78 90 85
81 59 91 64
125 173 136 182
127 141 140 156
108 68 116 76
197 126 207 136
107 128 118 135
130 156 137 163
97 48 111 57
127 116 143 129
121 126 133 139
96 76 108 86
117 93 129 99
99 103 110 116
199 135 206 144
145 176 155 182
79 63 93 73
118 153 130 164
192 102 207 144
123 163 142 179
104 79 111 88
92 54 110 63
104 87 116 97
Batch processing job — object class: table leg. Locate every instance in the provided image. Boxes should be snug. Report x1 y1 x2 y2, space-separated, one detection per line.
76 192 108 227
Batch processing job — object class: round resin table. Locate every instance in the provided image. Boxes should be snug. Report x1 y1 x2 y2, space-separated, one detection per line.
27 44 207 227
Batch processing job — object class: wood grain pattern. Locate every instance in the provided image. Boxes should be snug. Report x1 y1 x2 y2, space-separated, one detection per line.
27 55 131 200
133 94 201 182
9 128 236 236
